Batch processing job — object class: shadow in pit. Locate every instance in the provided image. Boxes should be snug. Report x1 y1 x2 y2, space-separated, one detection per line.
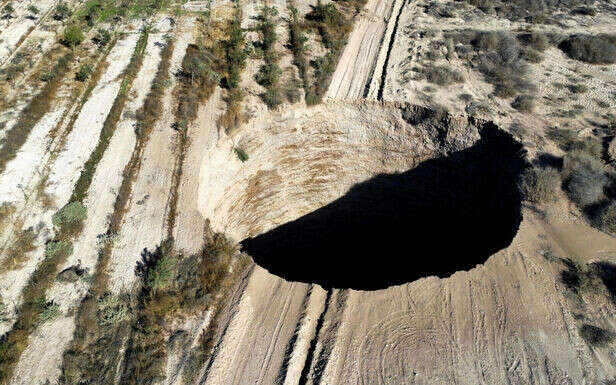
241 125 528 290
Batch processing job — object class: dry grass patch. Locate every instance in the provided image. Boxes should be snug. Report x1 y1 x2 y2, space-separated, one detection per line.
559 34 616 64
518 166 561 203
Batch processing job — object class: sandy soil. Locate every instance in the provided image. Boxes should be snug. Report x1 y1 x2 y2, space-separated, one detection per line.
106 17 196 294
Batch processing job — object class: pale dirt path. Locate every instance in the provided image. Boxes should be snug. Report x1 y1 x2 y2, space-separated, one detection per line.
325 0 400 101
0 34 140 332
171 88 224 254
202 266 310 385
106 18 196 294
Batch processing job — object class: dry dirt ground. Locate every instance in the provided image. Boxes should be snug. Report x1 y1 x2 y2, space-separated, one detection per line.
0 0 616 384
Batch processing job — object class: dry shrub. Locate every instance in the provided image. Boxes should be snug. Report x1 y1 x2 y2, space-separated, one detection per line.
422 65 464 86
467 31 536 97
511 94 535 112
562 150 608 208
518 31 550 52
518 166 561 203
579 324 615 347
218 88 245 133
594 202 616 235
3 228 37 272
568 83 588 94
559 34 616 64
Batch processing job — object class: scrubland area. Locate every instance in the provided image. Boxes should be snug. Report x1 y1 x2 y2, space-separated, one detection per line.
0 0 615 384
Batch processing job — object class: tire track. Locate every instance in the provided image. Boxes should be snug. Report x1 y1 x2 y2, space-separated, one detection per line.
376 0 405 101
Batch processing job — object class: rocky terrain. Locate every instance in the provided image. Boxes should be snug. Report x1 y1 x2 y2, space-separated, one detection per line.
0 0 615 384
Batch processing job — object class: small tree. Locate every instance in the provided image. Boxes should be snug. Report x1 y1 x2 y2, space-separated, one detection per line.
62 24 85 48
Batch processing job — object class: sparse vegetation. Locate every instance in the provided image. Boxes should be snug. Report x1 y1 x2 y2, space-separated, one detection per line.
71 29 150 204
559 34 616 64
286 0 365 105
461 0 594 24
450 30 535 98
254 5 286 109
0 52 73 175
61 27 176 385
118 234 242 384
518 166 561 203
218 8 248 132
421 65 464 86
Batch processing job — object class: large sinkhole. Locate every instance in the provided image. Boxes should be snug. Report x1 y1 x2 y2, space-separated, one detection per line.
200 104 527 290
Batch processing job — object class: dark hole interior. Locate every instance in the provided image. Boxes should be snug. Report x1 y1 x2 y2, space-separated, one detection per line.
241 125 527 290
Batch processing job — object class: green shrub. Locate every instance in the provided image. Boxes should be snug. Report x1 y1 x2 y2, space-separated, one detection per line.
2 3 14 17
579 324 615 347
97 293 128 326
559 34 616 64
221 9 248 89
254 5 278 53
255 63 282 87
45 240 73 260
146 255 176 295
62 24 85 48
234 147 249 162
27 5 40 15
518 166 561 203
76 64 93 81
562 151 608 207
93 29 112 46
38 299 60 323
54 2 72 21
52 202 87 236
